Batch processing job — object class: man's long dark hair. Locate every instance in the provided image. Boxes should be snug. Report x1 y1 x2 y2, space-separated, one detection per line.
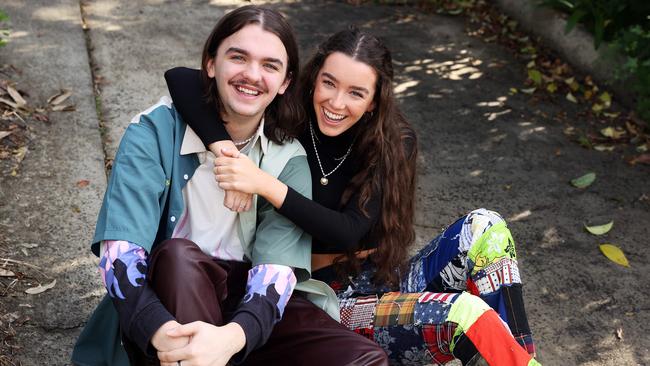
300 28 418 285
200 6 304 143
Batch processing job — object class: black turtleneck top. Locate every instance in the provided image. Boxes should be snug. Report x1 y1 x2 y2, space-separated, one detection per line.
164 68 382 254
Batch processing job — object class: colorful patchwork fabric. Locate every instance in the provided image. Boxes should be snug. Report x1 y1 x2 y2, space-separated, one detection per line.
374 324 431 366
374 292 419 327
330 208 538 363
468 221 516 274
421 322 457 365
414 292 457 326
339 295 378 331
472 257 521 294
464 309 538 366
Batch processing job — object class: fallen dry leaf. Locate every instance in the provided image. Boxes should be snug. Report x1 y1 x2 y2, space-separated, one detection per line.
0 131 12 141
6 85 27 107
566 92 578 103
52 104 76 112
594 144 615 152
0 268 15 277
599 244 630 267
630 154 650 165
600 127 626 139
25 279 56 295
616 327 624 340
33 113 50 123
47 89 71 105
76 179 90 188
0 96 19 109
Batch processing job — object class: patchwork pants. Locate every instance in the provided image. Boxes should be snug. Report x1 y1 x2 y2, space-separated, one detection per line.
313 209 539 366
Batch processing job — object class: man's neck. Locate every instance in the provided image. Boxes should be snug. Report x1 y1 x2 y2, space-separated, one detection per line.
223 112 263 148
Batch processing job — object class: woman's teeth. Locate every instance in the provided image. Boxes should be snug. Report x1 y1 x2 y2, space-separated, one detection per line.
323 108 345 121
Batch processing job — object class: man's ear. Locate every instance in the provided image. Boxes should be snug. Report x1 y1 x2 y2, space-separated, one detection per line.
278 74 291 95
206 58 216 79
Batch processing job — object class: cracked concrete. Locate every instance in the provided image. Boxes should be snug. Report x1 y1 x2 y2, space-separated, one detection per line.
0 1 648 365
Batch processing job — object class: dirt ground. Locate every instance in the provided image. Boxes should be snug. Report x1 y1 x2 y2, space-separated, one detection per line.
0 1 648 365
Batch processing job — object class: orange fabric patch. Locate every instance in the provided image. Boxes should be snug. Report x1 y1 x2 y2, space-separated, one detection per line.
465 310 532 366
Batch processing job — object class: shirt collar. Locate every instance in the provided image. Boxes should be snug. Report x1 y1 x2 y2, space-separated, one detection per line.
180 117 268 155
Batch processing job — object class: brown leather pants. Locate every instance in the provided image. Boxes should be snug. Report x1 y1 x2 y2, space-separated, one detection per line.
125 238 388 366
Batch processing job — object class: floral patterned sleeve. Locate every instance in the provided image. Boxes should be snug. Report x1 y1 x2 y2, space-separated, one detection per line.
99 240 174 355
229 264 297 362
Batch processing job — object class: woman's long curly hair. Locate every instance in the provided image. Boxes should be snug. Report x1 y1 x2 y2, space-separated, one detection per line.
300 28 418 285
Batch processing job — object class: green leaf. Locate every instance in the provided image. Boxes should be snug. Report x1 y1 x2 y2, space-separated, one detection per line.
565 10 586 34
570 172 596 188
585 221 613 235
528 69 543 85
599 92 612 107
599 244 630 267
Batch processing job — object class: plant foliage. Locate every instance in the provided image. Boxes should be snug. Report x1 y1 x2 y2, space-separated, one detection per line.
540 0 650 123
0 9 9 48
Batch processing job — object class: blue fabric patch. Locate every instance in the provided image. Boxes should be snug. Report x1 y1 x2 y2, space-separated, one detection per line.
420 216 465 287
374 324 431 365
413 300 453 326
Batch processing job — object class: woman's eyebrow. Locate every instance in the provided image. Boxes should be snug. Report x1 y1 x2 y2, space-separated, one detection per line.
322 72 370 94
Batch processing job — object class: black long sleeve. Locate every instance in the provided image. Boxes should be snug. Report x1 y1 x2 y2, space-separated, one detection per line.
279 184 381 252
164 67 230 145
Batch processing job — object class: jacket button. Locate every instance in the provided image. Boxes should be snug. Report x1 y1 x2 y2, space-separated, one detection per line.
170 216 176 222
183 174 189 180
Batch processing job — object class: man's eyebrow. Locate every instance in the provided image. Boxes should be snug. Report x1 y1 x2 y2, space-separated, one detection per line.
322 72 370 94
226 47 284 67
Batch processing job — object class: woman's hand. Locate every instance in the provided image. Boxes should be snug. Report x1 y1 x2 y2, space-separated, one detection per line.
214 148 268 196
158 321 246 366
208 141 253 212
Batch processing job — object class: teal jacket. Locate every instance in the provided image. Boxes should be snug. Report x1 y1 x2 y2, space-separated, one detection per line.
71 97 339 365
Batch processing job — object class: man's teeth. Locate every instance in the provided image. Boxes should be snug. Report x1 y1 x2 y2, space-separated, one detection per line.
323 108 345 121
236 86 260 96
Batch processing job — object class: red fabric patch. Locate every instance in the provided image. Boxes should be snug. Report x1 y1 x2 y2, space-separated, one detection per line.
465 310 532 366
421 323 456 365
466 278 479 296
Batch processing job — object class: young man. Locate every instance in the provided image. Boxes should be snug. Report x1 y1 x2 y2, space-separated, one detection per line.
72 6 387 366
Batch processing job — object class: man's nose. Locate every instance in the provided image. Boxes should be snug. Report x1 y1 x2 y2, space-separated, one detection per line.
242 63 261 82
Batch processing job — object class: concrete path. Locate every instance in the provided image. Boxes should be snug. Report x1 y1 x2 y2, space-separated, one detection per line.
0 1 648 365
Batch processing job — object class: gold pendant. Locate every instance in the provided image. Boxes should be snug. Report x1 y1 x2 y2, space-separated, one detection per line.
320 177 329 186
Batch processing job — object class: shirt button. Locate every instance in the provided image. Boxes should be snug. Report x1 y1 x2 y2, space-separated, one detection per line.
170 216 176 222
183 174 189 180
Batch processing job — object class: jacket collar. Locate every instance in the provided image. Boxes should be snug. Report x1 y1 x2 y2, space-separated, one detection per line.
180 117 268 156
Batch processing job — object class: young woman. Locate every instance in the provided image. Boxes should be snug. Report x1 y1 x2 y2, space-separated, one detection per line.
165 28 539 366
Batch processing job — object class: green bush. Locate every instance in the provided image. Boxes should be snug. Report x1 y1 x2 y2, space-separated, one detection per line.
539 0 650 48
540 0 650 124
0 10 9 48
612 25 650 121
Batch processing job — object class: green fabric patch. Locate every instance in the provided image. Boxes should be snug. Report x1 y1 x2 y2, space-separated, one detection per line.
468 221 516 274
447 292 491 352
